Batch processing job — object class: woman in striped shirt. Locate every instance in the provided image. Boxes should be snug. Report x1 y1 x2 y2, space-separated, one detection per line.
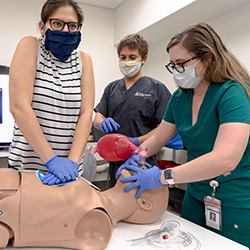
8 0 95 185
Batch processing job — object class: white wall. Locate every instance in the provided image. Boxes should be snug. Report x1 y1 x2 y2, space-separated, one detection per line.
0 0 44 66
0 0 121 106
209 4 250 71
143 1 250 94
114 0 195 45
0 0 249 103
78 4 121 105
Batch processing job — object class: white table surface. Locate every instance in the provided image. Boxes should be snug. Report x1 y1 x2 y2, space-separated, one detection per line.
6 211 248 250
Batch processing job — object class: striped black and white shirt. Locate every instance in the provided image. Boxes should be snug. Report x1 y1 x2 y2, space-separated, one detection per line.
8 38 82 171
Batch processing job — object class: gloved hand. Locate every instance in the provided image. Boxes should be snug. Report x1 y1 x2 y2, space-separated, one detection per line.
99 117 120 133
41 172 62 185
44 155 79 182
125 152 140 165
129 137 139 146
120 165 166 198
115 152 140 179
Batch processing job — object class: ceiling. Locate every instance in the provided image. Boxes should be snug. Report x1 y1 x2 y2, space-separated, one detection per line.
77 0 126 9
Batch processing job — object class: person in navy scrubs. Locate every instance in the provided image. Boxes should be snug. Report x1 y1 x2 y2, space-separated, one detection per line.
94 33 172 187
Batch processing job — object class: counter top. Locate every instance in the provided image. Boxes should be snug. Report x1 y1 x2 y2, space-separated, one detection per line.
0 149 9 158
6 211 248 250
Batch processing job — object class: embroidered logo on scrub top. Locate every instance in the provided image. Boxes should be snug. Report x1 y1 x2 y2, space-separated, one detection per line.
135 92 151 97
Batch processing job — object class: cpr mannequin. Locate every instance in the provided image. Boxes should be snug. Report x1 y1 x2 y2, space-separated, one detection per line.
0 168 169 250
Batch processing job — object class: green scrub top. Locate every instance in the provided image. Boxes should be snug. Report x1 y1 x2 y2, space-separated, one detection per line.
164 80 250 208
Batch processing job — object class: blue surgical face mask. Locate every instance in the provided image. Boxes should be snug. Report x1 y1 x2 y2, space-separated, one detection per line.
173 59 203 89
41 20 81 61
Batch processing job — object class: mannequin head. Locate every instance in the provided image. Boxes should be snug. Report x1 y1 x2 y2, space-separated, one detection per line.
102 169 169 224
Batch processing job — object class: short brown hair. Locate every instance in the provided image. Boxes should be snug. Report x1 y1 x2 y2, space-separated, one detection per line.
117 33 148 59
41 0 84 24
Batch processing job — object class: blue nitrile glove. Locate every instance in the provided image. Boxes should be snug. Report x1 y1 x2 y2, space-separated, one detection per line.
115 152 140 180
129 137 139 146
120 165 166 199
39 171 77 186
165 132 184 149
125 152 140 165
41 172 62 185
44 155 79 182
99 117 120 133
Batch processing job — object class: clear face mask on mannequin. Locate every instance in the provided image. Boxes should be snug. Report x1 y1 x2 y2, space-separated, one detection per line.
119 60 142 78
173 59 203 89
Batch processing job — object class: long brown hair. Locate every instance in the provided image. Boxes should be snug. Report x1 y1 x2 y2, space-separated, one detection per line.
167 22 250 99
41 0 84 24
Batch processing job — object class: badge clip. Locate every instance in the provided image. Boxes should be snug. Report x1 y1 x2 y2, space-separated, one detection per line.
210 180 219 197
204 180 222 231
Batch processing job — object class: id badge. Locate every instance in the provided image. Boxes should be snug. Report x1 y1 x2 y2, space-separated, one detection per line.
204 195 222 231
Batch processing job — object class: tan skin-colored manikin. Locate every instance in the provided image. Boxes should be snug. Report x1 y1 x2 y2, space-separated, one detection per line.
0 168 169 250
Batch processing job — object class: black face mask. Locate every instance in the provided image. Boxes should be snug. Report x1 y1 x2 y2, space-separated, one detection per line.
44 29 81 61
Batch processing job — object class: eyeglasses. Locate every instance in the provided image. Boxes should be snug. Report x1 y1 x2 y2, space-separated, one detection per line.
165 53 205 74
48 18 82 32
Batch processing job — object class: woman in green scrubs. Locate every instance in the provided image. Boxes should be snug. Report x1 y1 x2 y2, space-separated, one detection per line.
117 22 250 247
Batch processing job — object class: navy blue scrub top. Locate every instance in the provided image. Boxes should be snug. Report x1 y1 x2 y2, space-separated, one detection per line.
95 76 171 137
